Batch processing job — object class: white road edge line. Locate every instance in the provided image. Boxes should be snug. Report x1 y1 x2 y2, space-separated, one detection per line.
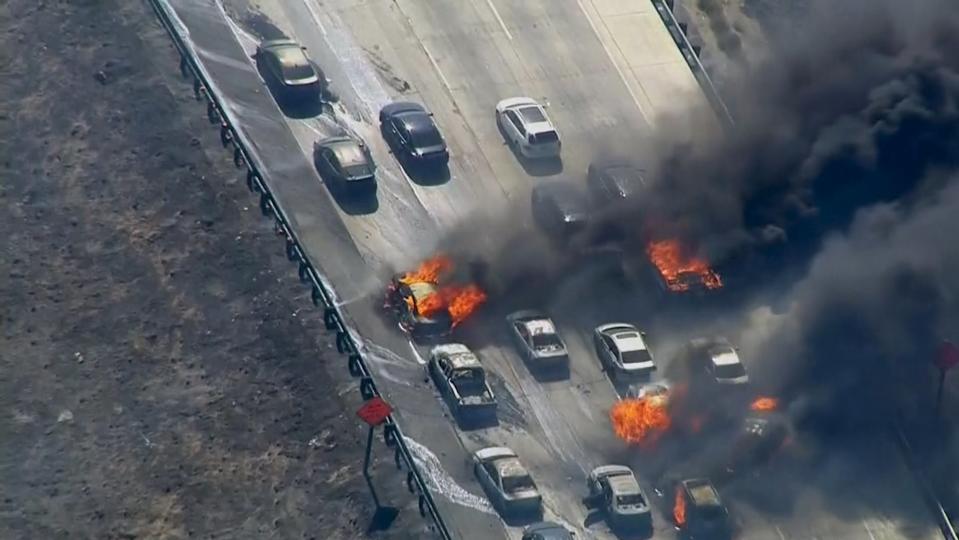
775 525 786 540
484 0 513 41
572 0 653 127
862 519 878 540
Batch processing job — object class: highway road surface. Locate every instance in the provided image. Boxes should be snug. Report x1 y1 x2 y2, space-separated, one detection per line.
158 0 946 538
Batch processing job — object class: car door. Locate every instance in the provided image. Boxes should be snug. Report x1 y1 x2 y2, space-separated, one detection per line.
393 122 412 156
602 335 620 370
504 110 526 147
477 461 500 508
438 357 454 403
513 323 532 359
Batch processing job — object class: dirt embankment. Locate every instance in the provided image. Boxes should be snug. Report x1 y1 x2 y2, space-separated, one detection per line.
0 0 416 538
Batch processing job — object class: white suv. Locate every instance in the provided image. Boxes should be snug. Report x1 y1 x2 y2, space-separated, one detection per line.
495 97 561 159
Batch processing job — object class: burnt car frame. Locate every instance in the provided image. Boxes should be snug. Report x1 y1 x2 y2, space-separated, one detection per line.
253 39 330 104
312 136 376 195
428 343 497 426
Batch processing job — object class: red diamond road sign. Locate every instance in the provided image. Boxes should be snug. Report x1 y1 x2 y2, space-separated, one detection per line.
936 341 959 372
357 396 393 426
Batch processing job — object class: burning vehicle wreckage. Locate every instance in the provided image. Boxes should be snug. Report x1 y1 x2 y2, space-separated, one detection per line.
608 382 791 536
384 255 488 341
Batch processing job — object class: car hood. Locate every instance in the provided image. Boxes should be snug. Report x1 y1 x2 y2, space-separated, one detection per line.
505 488 541 501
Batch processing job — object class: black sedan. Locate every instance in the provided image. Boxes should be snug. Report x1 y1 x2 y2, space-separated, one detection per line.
587 160 646 205
254 39 329 104
379 102 449 167
531 182 590 239
313 136 375 195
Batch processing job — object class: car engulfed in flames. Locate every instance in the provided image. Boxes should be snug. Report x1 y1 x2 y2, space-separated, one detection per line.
385 255 488 340
609 392 672 447
646 239 722 294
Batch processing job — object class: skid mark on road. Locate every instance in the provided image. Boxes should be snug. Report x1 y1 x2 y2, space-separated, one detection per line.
404 437 496 515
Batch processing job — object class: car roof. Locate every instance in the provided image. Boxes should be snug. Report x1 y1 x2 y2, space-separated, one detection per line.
494 456 530 478
599 164 645 192
607 472 641 496
522 319 557 335
534 183 588 216
264 41 310 67
322 138 369 168
683 479 722 507
396 110 434 132
407 280 438 302
606 327 648 352
710 346 741 366
446 350 482 371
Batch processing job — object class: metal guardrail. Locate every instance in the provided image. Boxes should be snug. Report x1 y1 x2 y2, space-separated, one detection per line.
650 0 735 130
145 1 453 538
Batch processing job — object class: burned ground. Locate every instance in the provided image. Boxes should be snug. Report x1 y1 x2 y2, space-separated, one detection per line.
0 0 417 538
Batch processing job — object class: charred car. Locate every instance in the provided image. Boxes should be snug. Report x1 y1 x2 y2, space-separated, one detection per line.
585 465 653 532
506 310 569 374
428 344 497 425
473 447 543 518
674 478 730 539
385 276 452 341
253 39 329 104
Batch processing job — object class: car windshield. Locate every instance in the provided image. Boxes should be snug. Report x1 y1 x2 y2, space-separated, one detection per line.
616 493 645 507
502 474 535 493
530 130 559 145
621 349 651 365
343 163 373 178
410 125 443 147
715 362 746 379
531 333 563 350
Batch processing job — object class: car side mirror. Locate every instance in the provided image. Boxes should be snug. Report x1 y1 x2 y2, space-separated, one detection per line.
301 46 308 51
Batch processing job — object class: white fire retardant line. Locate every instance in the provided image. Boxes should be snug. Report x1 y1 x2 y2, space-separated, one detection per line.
403 437 496 515
483 0 513 41
572 0 653 128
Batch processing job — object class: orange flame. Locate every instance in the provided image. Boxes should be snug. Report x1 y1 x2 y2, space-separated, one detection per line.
609 397 671 446
750 397 779 412
394 255 487 326
674 487 687 527
442 284 488 327
399 255 453 285
646 240 722 292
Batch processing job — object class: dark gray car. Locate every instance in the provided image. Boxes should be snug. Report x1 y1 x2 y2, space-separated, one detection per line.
587 160 646 205
254 39 328 104
312 136 375 195
531 182 589 239
522 521 574 540
379 102 449 167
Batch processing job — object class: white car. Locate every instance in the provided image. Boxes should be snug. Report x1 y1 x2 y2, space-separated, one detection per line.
495 97 561 159
472 447 542 517
506 310 569 372
593 323 656 382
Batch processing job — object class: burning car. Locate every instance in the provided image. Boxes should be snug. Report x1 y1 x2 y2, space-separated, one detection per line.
645 239 722 296
673 478 730 539
384 256 487 341
593 323 656 383
584 465 653 532
427 344 497 426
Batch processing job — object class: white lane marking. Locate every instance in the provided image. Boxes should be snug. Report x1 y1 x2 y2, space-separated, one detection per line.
862 519 877 540
403 437 496 515
573 0 652 127
420 42 456 98
775 526 787 540
302 0 328 36
484 0 513 41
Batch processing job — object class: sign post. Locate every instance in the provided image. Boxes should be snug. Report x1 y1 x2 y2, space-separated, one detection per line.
934 341 959 418
356 396 398 531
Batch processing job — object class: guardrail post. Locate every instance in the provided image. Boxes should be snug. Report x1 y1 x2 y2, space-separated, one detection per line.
246 171 260 193
348 354 363 377
179 56 190 78
192 77 204 100
233 147 245 168
336 332 351 354
298 262 311 283
285 239 298 261
259 193 271 216
220 124 233 147
359 377 375 400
